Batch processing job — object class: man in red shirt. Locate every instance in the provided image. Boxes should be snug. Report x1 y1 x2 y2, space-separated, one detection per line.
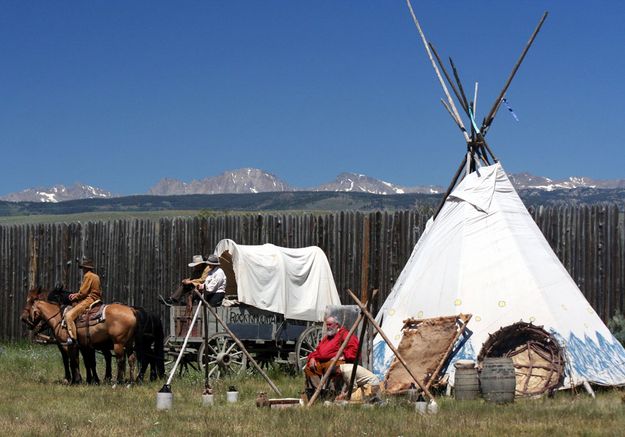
305 316 359 394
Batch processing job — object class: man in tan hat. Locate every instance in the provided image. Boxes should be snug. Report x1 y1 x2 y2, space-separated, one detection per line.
65 258 102 345
161 255 211 305
198 254 227 307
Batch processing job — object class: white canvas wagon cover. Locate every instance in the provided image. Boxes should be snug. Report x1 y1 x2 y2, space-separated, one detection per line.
214 239 341 322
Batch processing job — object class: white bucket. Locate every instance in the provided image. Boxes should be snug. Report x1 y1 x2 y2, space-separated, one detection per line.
427 400 439 415
202 394 214 406
156 392 173 410
415 401 427 415
227 391 239 403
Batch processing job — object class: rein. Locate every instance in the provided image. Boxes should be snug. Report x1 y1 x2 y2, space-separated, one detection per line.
32 302 65 343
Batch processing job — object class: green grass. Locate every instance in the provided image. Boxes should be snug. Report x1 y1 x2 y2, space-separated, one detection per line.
1 342 624 436
0 210 203 225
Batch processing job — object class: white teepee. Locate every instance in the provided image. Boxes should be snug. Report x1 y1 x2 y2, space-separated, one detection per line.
373 163 625 387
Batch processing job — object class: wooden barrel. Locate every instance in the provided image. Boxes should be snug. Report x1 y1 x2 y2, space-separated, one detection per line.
480 357 516 403
454 361 479 401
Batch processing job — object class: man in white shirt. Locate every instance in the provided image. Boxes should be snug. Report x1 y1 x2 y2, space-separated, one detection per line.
198 254 227 307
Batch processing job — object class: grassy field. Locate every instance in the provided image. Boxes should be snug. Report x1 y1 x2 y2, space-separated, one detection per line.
0 210 203 225
1 342 624 436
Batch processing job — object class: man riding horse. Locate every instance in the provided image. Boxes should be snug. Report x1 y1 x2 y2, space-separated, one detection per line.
65 258 101 346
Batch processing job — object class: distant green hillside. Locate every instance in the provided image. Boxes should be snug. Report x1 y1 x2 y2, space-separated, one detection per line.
0 188 623 224
0 191 440 218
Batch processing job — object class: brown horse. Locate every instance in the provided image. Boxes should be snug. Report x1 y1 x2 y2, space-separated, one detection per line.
22 287 138 384
22 285 116 384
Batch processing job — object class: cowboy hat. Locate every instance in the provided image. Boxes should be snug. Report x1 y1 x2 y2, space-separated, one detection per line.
188 255 209 267
78 258 95 270
206 254 220 266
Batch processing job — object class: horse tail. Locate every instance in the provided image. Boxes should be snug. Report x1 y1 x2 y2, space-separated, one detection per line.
133 307 166 380
133 307 150 365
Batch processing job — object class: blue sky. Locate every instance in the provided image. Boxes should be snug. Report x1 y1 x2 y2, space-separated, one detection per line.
1 1 624 195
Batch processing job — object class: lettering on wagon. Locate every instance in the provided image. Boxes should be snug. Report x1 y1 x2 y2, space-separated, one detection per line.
228 312 278 325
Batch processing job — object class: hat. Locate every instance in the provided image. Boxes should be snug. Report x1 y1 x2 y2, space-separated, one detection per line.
206 254 220 266
78 258 95 270
188 255 208 267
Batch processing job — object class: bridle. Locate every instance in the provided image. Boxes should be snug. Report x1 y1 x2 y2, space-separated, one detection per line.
29 300 63 340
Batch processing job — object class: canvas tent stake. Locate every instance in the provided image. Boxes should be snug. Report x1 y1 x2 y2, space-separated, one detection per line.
347 289 434 401
194 291 282 396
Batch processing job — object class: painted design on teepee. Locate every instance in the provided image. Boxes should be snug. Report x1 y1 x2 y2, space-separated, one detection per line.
551 330 625 386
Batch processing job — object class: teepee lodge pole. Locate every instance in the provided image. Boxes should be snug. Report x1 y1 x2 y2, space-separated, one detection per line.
433 155 467 220
440 99 465 132
449 57 471 117
405 0 471 144
481 11 548 134
429 42 467 114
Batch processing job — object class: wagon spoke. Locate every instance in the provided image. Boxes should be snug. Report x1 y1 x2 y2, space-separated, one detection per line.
224 342 237 355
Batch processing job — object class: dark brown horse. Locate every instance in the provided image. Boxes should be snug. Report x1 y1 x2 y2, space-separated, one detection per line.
21 287 139 384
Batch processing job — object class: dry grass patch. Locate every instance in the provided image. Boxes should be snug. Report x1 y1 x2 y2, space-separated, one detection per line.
1 343 624 436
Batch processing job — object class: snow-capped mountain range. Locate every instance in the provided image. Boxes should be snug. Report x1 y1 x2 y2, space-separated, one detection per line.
1 168 623 202
148 168 292 195
0 183 113 203
508 173 625 191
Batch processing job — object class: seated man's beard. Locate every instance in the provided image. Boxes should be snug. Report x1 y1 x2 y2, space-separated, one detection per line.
327 327 338 336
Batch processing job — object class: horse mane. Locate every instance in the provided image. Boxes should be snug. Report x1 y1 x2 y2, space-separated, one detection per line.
47 283 72 305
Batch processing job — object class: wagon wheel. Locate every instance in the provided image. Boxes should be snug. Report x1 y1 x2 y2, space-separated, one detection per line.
163 337 198 376
295 325 324 371
163 337 178 375
198 333 248 380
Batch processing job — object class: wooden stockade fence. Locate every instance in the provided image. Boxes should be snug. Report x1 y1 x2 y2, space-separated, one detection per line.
1 205 624 341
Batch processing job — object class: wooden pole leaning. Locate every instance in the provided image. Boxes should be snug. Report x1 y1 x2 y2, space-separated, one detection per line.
433 154 467 221
481 11 548 134
203 304 210 390
306 312 365 407
425 314 472 391
193 291 282 396
347 289 379 401
165 302 204 387
405 0 471 144
346 289 435 401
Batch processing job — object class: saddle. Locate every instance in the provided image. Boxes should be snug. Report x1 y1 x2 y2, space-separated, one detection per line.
63 300 107 328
